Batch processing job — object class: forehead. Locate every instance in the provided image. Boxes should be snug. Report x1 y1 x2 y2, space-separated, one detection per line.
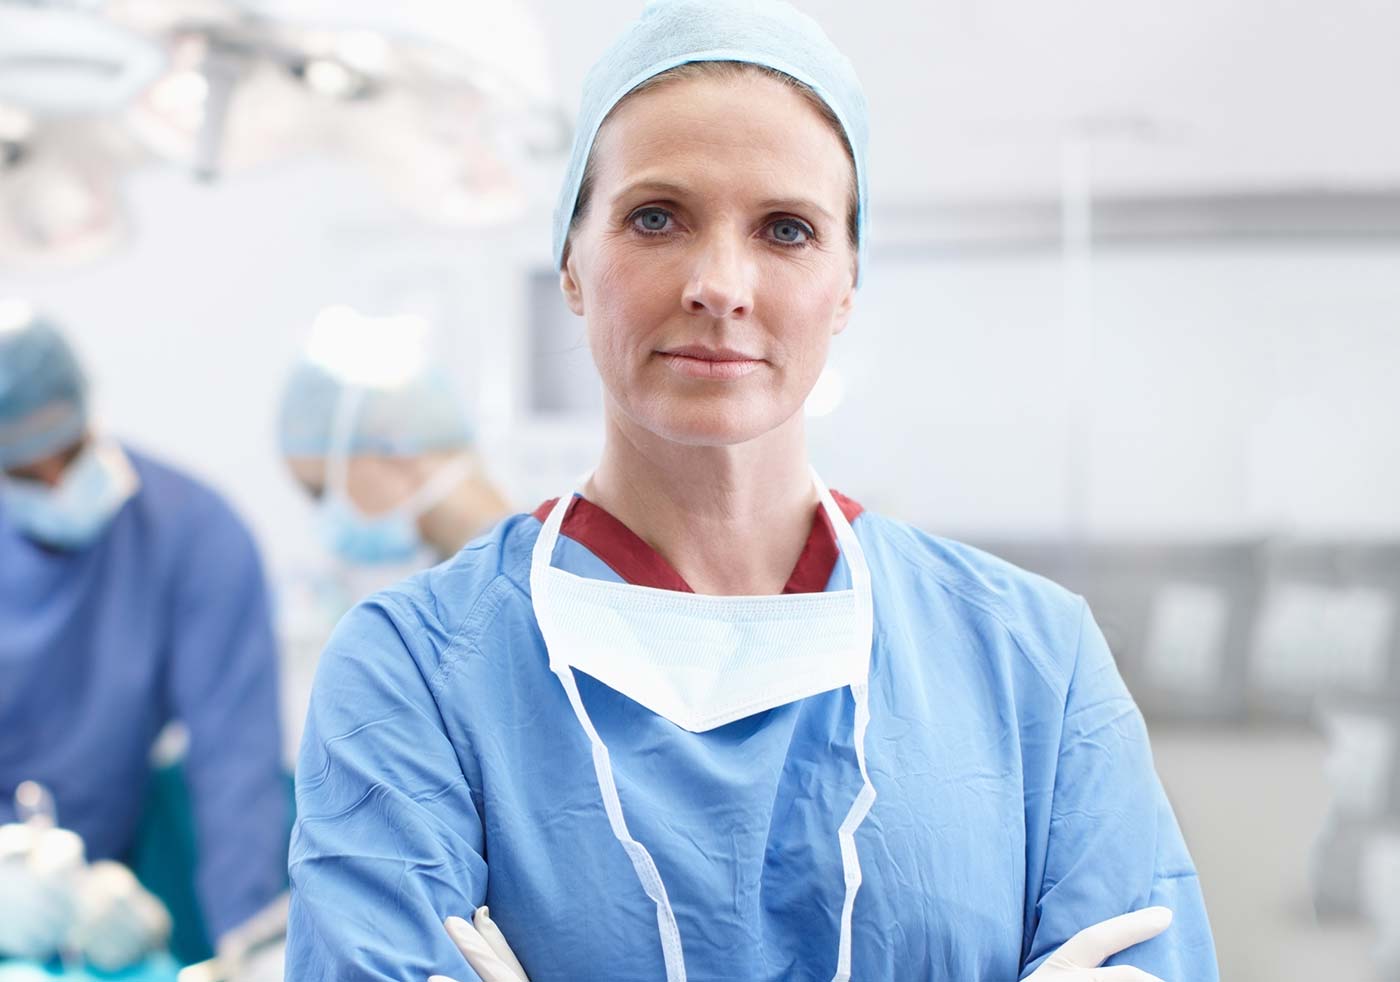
589 71 852 207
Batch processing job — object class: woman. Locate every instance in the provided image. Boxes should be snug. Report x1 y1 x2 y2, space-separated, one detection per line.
286 2 1218 980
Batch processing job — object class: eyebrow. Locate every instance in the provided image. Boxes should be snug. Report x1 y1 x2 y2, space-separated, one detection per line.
612 180 836 223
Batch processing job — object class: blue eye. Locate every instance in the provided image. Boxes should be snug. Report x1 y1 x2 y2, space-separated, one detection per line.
769 218 812 245
632 208 673 234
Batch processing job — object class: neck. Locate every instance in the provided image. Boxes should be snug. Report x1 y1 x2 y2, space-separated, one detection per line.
586 403 817 596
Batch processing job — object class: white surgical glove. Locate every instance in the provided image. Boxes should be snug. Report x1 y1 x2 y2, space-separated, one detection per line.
0 822 84 962
425 905 1170 982
67 859 172 972
1025 906 1173 982
429 907 530 982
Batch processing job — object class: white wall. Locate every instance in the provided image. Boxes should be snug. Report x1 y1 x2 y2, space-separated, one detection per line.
531 0 1400 198
811 242 1400 538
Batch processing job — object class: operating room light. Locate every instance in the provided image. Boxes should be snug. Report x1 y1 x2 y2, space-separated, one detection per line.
0 298 37 335
302 58 364 99
304 305 432 390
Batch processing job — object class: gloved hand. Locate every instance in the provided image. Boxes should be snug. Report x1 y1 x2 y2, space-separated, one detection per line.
424 905 1170 982
0 822 84 962
429 907 529 982
1024 906 1174 981
67 859 172 972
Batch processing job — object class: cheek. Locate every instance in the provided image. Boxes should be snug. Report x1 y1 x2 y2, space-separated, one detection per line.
585 245 676 363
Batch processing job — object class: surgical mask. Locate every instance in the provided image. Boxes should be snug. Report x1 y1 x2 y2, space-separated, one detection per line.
317 453 476 566
530 469 877 982
1 439 138 550
317 381 476 566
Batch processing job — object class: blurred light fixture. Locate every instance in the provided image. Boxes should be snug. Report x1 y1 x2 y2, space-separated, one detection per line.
112 0 567 224
0 3 158 267
301 57 367 99
0 1 166 116
304 304 432 390
0 123 133 269
0 297 36 334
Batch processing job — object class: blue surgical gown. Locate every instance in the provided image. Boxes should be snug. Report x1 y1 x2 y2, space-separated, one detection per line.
0 448 287 942
287 501 1218 980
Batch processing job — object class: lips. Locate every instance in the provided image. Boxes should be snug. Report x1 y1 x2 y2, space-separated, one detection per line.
656 345 765 381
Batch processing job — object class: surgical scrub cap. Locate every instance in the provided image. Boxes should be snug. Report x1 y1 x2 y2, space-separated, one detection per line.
0 304 89 469
553 0 870 283
277 360 474 458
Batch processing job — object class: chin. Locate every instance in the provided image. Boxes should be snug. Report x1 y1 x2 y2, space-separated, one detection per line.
630 390 791 447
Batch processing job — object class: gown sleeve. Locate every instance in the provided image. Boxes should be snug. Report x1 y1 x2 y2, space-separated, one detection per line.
1019 601 1220 980
166 499 288 942
286 596 487 982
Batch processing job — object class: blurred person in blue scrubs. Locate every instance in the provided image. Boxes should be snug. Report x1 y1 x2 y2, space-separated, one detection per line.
274 307 511 760
286 3 1219 980
0 303 288 970
278 306 511 574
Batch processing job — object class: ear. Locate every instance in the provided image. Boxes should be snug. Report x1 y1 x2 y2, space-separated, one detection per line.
829 276 856 336
559 249 585 317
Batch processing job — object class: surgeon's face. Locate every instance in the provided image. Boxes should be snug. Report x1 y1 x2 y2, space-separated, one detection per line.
3 437 85 488
560 72 856 447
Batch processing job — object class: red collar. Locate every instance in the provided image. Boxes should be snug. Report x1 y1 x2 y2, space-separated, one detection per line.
531 492 864 594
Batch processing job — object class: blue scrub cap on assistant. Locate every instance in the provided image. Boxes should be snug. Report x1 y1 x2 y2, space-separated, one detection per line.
277 356 474 458
0 305 89 469
552 0 869 283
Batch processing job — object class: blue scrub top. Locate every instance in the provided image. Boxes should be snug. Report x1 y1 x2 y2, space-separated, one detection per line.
287 501 1218 981
0 449 287 942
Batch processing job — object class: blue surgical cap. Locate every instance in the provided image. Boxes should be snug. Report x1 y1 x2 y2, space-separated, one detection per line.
0 308 89 469
277 360 474 458
553 0 869 283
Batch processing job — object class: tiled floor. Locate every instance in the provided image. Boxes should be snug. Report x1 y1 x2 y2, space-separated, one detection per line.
1150 724 1379 982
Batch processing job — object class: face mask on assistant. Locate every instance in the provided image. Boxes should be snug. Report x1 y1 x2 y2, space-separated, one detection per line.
1 438 139 550
317 451 476 566
314 376 477 566
529 469 878 982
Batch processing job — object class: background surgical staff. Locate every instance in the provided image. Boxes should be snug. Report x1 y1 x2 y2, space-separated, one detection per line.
285 2 1215 979
0 309 288 972
274 310 513 760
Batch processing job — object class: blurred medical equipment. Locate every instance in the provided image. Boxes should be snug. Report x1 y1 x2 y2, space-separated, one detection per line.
1 780 167 972
68 861 172 972
0 2 162 265
1363 825 1400 980
1309 697 1399 919
0 783 83 964
110 0 564 224
174 895 288 982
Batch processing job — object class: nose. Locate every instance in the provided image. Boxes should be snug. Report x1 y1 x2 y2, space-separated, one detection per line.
681 232 753 320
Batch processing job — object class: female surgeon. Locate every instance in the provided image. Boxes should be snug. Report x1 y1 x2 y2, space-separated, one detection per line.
285 2 1219 980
